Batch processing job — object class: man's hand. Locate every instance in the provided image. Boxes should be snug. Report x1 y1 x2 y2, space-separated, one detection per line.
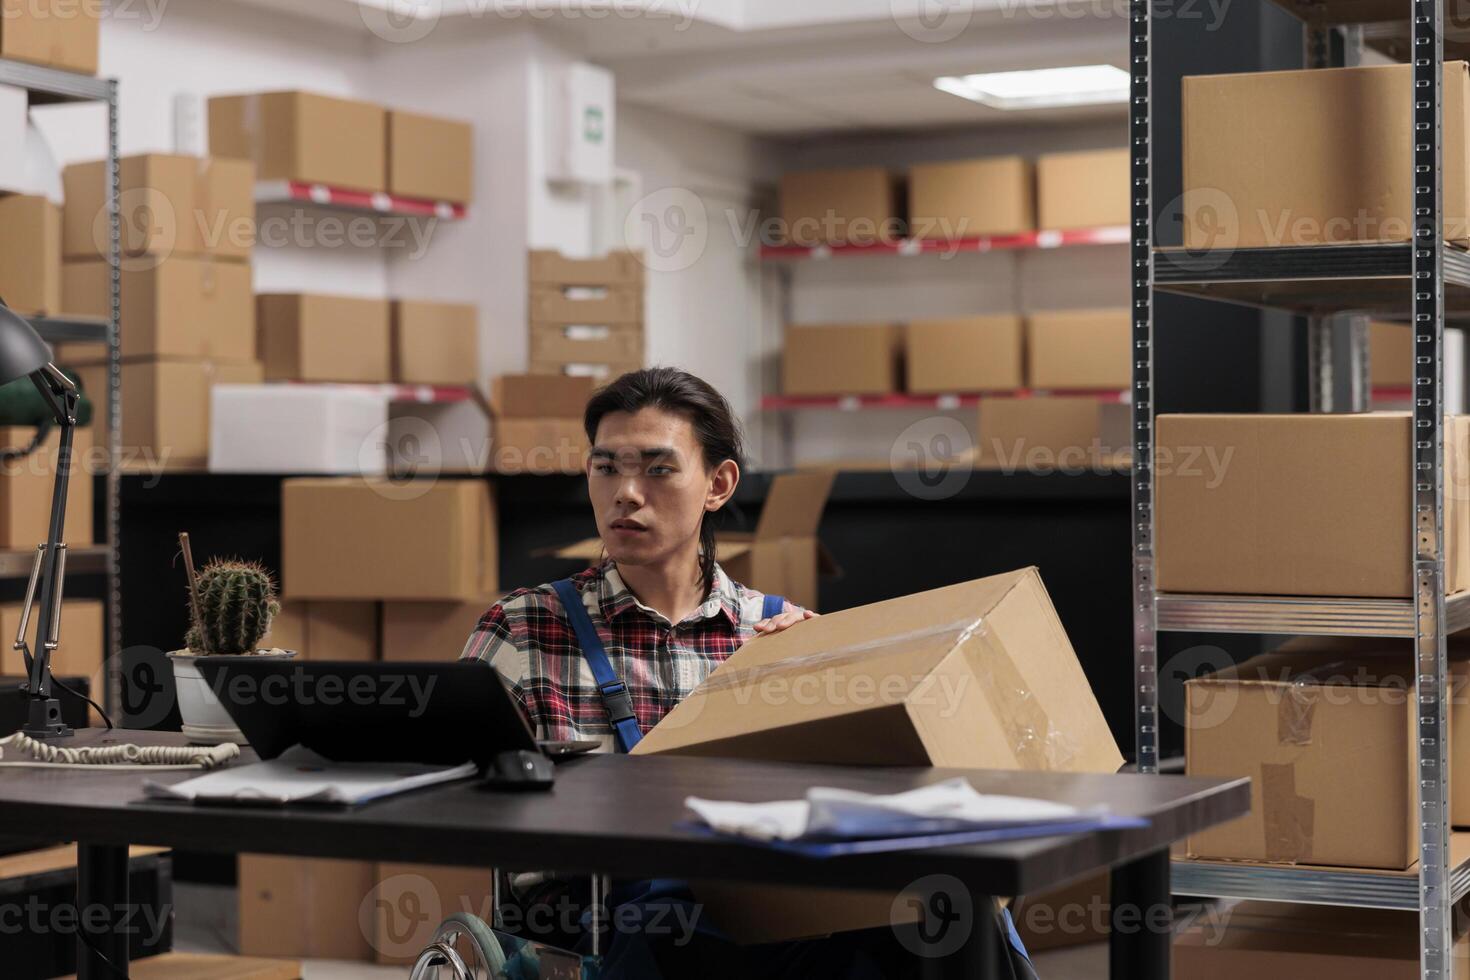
750 606 818 638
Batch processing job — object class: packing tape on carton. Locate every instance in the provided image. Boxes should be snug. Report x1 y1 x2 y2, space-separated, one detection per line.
1260 762 1315 864
240 95 265 165
967 622 1078 770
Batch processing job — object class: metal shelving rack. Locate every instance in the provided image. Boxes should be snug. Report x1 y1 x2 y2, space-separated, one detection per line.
1134 0 1463 966
0 60 122 717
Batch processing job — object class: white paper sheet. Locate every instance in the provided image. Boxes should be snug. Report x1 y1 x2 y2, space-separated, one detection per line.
143 745 477 806
686 777 1101 842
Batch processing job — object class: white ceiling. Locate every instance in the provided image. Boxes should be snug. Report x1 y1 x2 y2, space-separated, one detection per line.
222 0 1127 136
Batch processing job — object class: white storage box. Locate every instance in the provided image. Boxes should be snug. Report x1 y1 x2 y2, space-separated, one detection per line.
208 384 390 475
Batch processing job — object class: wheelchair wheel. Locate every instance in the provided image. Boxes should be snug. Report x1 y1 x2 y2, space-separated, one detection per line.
409 913 509 979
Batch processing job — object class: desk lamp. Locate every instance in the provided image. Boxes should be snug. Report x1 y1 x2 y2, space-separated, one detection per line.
0 301 81 739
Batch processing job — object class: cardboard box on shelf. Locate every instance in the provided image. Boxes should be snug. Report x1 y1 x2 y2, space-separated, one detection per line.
209 384 389 475
1025 309 1131 390
264 601 378 661
491 417 588 475
905 315 1023 394
209 91 387 193
530 323 644 366
1156 413 1470 597
391 300 478 386
372 863 494 965
198 157 256 261
63 155 255 261
257 293 392 383
387 110 473 204
380 600 496 662
390 399 491 474
0 194 61 317
490 374 595 419
63 257 255 362
0 425 93 549
527 359 640 384
1036 148 1129 230
0 599 103 684
528 283 642 325
779 167 903 247
529 250 643 285
1175 901 1470 978
1011 873 1110 953
633 566 1122 942
910 156 1033 240
977 396 1130 467
1184 649 1465 868
1371 321 1414 388
783 324 903 397
55 952 304 980
1184 62 1470 248
0 85 26 197
553 470 837 611
123 360 265 470
237 855 376 961
0 0 100 75
282 478 497 601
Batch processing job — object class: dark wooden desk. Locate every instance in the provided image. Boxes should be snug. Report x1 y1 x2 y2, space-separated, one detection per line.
0 730 1248 979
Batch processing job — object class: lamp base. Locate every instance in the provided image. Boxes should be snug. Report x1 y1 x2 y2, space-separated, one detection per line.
22 696 72 740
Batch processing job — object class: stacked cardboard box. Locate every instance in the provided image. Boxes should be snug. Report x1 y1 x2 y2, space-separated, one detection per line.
391 300 479 386
57 154 261 471
488 373 593 475
779 167 905 247
1175 901 1470 977
1156 414 1470 597
0 1 100 75
787 309 1130 398
1036 148 1129 230
0 426 94 549
281 477 498 602
1183 61 1470 247
976 396 1130 470
209 92 473 202
909 156 1033 240
528 250 644 382
0 194 60 317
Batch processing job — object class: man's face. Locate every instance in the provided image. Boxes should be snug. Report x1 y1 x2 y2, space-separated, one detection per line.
588 407 712 568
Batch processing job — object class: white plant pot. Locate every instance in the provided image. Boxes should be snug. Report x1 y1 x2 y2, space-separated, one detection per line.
169 649 297 745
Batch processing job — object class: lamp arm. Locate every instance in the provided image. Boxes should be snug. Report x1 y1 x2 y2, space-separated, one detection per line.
21 381 78 738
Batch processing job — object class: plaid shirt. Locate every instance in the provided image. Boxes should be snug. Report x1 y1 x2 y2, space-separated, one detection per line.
460 560 798 748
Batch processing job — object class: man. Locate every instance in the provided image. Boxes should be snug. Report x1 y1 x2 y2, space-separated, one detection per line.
461 368 980 979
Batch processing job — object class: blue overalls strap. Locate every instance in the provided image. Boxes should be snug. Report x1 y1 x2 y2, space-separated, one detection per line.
551 578 643 753
762 594 786 620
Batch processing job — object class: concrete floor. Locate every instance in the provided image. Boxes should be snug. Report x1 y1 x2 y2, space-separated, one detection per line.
173 882 1106 978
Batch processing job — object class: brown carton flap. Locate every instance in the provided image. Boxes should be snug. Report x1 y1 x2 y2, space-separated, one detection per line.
755 470 836 540
490 374 596 419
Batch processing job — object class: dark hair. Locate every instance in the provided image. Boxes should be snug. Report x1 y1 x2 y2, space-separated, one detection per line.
584 367 746 594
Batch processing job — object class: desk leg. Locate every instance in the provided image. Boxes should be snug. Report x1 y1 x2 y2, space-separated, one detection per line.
1110 848 1170 980
77 843 129 980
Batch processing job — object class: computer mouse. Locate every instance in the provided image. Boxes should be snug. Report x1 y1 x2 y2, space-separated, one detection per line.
480 749 555 791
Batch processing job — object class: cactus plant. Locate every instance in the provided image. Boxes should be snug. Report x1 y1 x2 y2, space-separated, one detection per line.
183 559 281 655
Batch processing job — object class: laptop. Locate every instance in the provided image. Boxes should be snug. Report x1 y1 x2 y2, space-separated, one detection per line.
195 659 599 769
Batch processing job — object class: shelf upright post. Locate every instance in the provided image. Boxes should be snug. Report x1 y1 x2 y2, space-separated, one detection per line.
1129 0 1158 776
105 80 122 719
1410 0 1452 973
